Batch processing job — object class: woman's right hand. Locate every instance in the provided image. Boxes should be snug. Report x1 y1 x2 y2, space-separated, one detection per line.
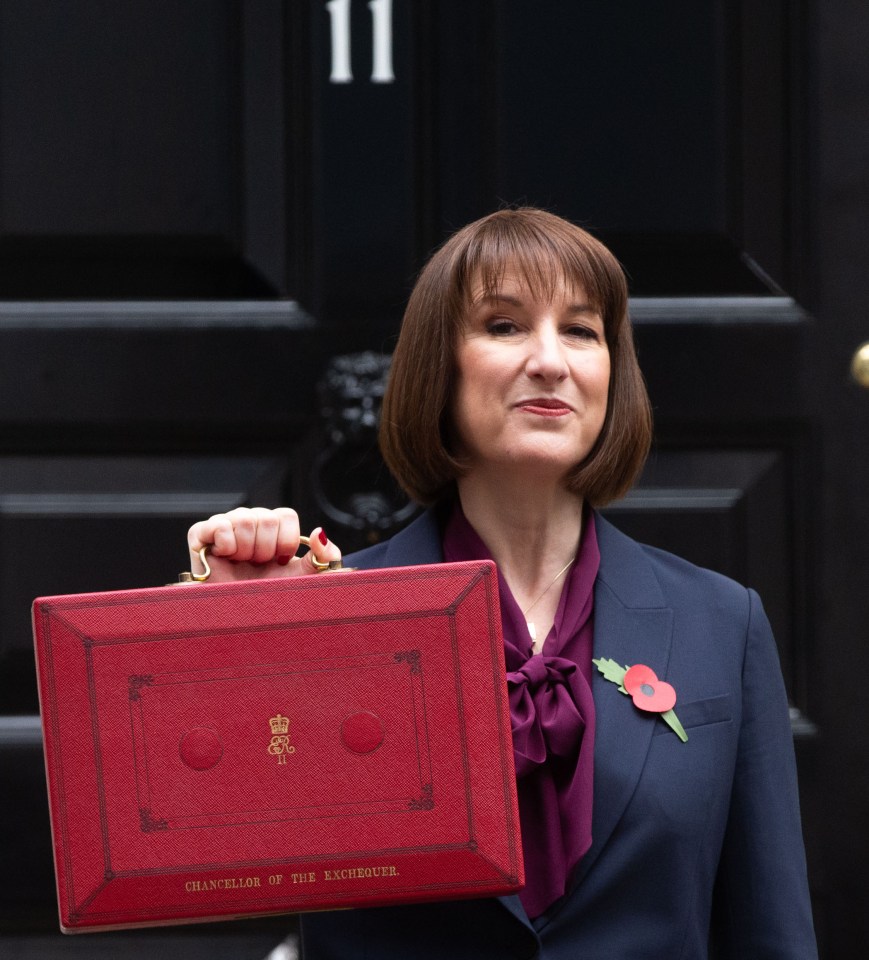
186 507 342 583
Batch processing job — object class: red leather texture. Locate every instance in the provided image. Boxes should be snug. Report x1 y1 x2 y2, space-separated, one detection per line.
32 561 523 932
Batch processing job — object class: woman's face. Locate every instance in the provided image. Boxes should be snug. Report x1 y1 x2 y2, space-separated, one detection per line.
451 268 611 484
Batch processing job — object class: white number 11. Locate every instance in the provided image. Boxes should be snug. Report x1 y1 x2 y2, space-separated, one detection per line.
326 0 395 84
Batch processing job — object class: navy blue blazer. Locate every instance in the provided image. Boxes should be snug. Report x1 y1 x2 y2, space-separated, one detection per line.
300 510 817 959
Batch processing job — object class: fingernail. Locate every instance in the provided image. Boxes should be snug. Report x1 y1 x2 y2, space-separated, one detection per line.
277 555 291 566
318 529 328 546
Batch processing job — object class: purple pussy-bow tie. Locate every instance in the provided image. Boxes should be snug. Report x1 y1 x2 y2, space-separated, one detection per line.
507 653 588 777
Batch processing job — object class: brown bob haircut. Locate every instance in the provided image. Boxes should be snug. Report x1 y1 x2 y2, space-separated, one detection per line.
379 207 652 507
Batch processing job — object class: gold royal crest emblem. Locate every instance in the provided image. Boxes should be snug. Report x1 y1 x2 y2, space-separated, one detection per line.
267 714 296 764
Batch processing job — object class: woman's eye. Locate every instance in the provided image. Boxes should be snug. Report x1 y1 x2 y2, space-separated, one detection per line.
565 324 601 341
486 319 517 336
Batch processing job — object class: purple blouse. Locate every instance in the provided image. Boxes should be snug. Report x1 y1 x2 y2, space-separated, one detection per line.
443 506 599 919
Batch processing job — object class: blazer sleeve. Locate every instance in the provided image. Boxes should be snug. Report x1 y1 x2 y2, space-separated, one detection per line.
712 588 817 959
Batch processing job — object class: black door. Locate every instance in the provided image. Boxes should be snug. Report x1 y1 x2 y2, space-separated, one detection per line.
0 2 866 956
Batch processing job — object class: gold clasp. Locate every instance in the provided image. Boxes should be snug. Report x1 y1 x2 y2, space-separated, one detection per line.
175 535 348 584
177 546 212 583
298 535 346 573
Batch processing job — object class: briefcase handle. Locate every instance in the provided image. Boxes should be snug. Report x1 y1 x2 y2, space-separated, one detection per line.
176 536 348 584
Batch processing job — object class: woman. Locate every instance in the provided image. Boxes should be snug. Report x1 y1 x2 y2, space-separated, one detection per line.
188 208 817 958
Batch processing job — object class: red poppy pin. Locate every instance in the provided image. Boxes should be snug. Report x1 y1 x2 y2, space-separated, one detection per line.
592 658 688 742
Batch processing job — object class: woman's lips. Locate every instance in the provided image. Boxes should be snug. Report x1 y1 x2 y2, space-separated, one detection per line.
515 398 573 416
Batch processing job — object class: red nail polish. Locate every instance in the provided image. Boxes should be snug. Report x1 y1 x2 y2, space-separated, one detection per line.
277 555 291 566
318 529 328 546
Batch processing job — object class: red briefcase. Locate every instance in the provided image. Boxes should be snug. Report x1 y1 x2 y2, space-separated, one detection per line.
32 560 523 932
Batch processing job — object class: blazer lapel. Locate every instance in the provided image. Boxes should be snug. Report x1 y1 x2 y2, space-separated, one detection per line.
382 509 444 566
569 513 675 887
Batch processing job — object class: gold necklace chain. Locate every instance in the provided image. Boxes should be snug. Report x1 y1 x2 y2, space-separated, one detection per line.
521 558 574 618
